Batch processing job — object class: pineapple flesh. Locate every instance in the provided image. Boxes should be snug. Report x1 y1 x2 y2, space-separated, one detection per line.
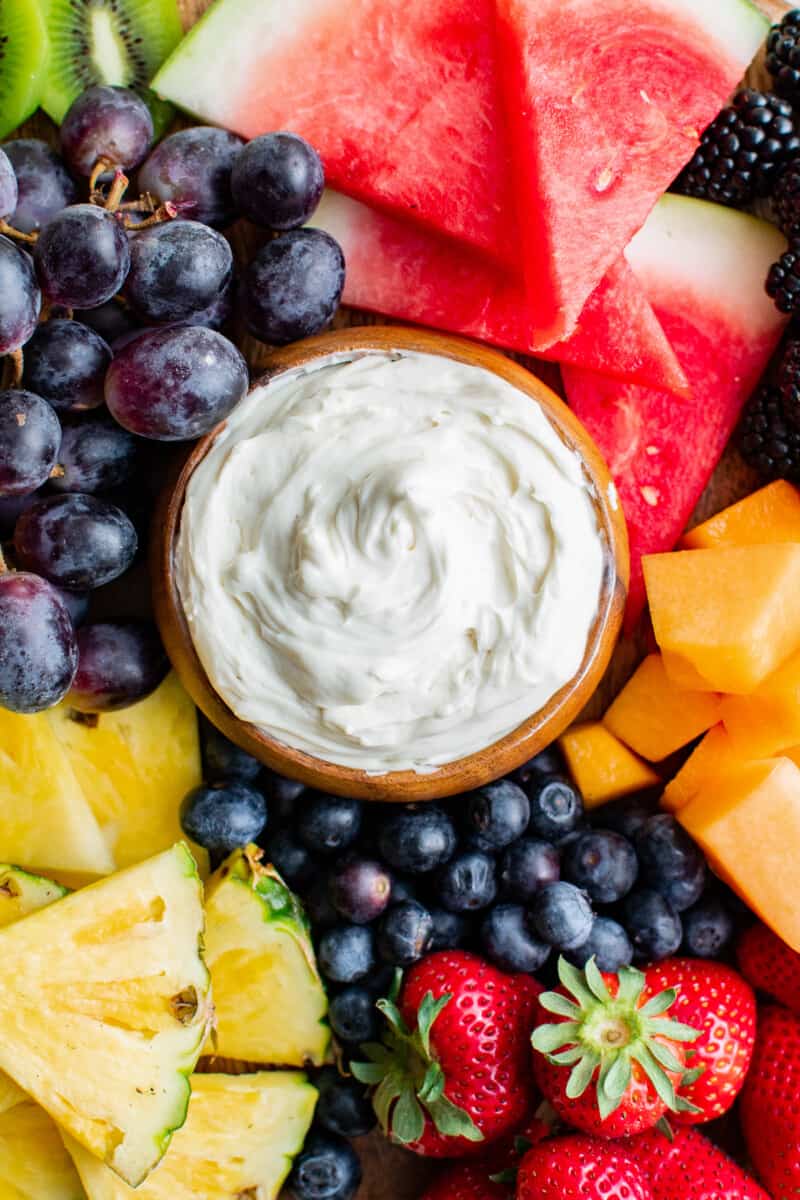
0 709 113 876
64 1072 317 1200
204 846 330 1066
0 844 211 1187
48 674 207 873
0 1081 85 1200
0 864 68 927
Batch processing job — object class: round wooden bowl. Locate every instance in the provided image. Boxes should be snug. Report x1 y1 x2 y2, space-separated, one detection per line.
152 326 629 801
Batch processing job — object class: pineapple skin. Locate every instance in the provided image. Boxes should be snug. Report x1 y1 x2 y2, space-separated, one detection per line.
0 864 68 927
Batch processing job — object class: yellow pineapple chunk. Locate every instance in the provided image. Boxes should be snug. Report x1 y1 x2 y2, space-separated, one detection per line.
0 863 67 926
204 846 330 1066
0 1080 84 1200
0 709 113 876
64 1072 317 1200
0 844 211 1187
48 674 206 872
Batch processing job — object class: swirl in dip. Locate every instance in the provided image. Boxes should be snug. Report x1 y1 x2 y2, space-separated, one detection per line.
176 350 605 773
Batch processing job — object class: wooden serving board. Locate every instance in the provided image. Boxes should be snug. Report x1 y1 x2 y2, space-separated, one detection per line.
12 0 790 1193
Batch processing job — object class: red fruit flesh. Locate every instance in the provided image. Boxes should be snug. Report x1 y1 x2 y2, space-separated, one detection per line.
624 1127 769 1200
643 958 755 1124
737 922 800 1015
314 189 689 392
740 1004 800 1199
517 1134 654 1200
493 0 767 342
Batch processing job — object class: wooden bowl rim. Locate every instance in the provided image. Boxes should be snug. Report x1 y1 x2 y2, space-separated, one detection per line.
152 326 629 801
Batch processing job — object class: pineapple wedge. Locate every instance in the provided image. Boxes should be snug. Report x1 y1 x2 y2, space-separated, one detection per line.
204 846 330 1066
0 709 113 876
48 674 206 872
0 1080 85 1200
0 843 211 1187
64 1072 317 1200
0 863 68 926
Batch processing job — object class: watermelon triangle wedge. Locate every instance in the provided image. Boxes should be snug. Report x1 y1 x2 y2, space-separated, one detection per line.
563 195 788 632
494 0 769 343
314 189 689 394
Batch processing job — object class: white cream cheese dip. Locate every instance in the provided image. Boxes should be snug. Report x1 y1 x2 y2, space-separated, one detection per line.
176 350 605 773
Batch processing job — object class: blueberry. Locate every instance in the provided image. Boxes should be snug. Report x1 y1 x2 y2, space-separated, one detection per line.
512 746 565 788
681 894 735 959
296 794 363 856
594 794 657 841
479 904 550 974
330 858 393 925
389 876 419 905
376 805 457 874
199 716 262 783
180 781 267 858
529 881 594 951
304 874 340 930
287 1130 362 1200
526 775 584 841
500 838 560 902
376 901 434 966
621 888 683 962
429 906 471 951
562 829 638 904
436 851 497 913
263 828 316 889
263 770 307 822
314 1069 376 1139
464 780 530 849
635 814 706 911
567 917 633 972
328 986 380 1046
318 925 376 984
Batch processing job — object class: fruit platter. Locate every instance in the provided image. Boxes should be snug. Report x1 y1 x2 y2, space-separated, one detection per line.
8 0 800 1196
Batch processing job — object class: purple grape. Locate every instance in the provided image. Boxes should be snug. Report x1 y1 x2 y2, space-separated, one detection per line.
2 140 78 234
0 236 41 354
14 494 138 589
22 319 111 413
0 390 61 497
0 490 41 538
231 133 324 230
241 229 344 345
0 572 78 712
67 621 168 712
60 86 153 179
138 126 245 227
0 149 18 221
34 205 131 309
125 220 233 324
54 586 90 628
330 858 393 924
184 273 236 331
75 300 140 345
51 414 139 495
105 325 248 441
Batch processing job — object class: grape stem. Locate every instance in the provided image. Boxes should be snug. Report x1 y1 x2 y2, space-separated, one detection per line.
0 220 37 245
121 201 179 231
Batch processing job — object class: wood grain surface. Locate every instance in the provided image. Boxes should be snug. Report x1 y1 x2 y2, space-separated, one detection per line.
9 0 789 1193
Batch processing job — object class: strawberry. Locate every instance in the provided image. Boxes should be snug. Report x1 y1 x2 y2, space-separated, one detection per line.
352 951 542 1157
516 1134 654 1200
531 958 700 1137
643 958 755 1123
737 921 800 1014
421 1160 512 1200
623 1127 769 1199
740 1003 800 1198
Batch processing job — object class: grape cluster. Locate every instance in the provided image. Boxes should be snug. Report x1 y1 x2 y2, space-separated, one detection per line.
0 85 346 716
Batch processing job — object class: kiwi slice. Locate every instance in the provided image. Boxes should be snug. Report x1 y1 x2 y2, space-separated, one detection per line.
0 0 48 139
40 0 184 136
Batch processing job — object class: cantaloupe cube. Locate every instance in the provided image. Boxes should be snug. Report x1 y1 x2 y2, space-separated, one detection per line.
603 654 722 761
643 545 800 693
558 722 660 808
679 757 800 950
662 723 770 812
682 481 800 549
720 646 800 758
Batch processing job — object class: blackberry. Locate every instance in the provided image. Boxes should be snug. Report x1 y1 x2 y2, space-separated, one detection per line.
740 383 800 483
675 89 800 206
767 236 800 314
767 10 800 105
774 161 800 234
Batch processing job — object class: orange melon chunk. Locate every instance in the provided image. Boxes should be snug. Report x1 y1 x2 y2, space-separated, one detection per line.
661 723 778 812
643 544 800 693
603 654 722 761
679 757 800 951
682 481 800 549
721 647 800 758
558 722 660 808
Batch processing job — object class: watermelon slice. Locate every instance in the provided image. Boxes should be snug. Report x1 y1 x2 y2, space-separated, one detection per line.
314 189 688 394
494 0 769 343
563 195 788 631
152 0 515 266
